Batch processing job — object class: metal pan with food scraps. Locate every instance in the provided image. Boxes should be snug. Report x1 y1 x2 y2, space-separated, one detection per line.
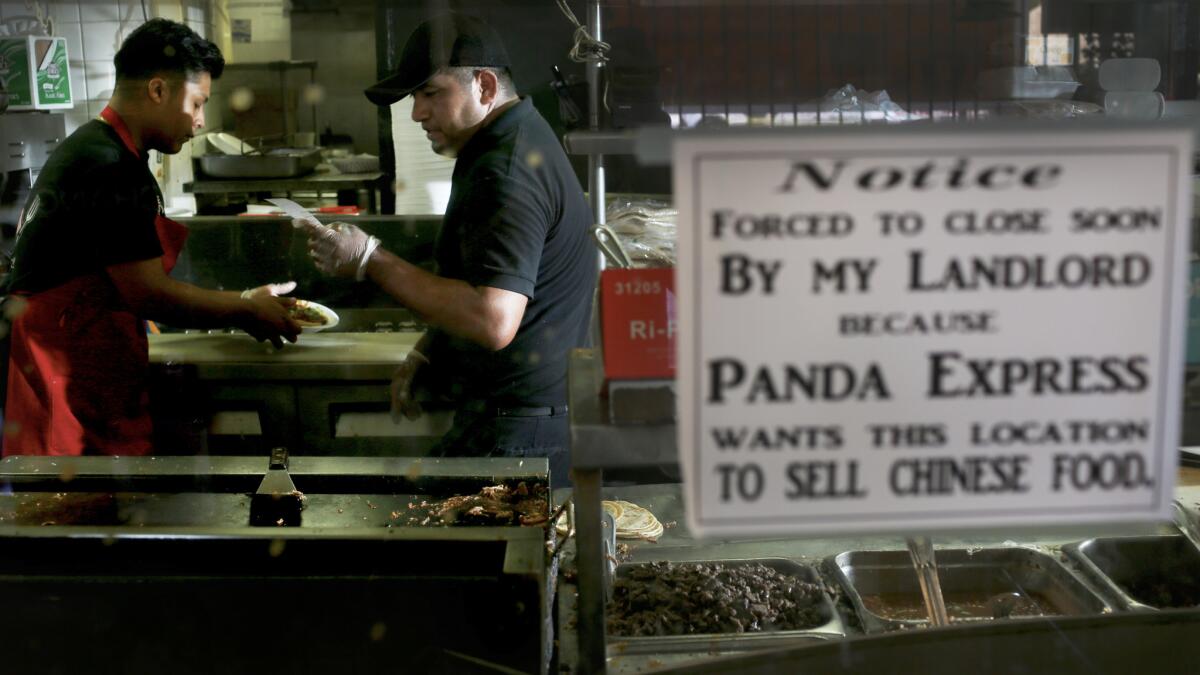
1063 535 1200 611
826 547 1113 634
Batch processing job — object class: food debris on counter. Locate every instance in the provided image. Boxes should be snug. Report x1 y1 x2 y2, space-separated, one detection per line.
389 482 550 527
616 542 632 562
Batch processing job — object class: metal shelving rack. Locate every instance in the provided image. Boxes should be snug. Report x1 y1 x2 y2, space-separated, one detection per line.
584 2 606 229
568 349 679 674
564 5 679 673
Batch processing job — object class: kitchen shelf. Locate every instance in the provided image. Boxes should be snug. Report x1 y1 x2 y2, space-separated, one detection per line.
183 171 386 213
562 130 639 157
568 348 679 471
184 171 384 193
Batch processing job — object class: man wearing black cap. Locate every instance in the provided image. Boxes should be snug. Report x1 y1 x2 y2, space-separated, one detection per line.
299 13 595 484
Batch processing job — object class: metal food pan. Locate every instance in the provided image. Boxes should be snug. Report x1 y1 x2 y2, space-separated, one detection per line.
606 558 843 656
1063 535 1200 611
826 547 1112 634
196 148 320 178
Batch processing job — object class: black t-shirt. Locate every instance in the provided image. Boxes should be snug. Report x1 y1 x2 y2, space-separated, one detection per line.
6 119 163 294
426 97 597 408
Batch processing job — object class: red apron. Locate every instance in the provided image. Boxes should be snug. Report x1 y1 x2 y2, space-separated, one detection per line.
3 107 188 456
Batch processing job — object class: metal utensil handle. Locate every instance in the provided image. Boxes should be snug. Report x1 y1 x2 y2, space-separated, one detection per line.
906 536 950 627
548 497 574 556
269 446 289 471
591 225 632 268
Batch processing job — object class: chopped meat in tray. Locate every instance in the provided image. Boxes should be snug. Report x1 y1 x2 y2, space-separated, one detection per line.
608 561 827 637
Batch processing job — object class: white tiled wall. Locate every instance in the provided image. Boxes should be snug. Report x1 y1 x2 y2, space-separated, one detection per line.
0 2 42 25
78 2 120 23
0 2 216 134
46 1 79 23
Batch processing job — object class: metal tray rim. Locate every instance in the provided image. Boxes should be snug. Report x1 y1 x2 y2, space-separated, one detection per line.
827 545 1113 633
1172 499 1200 553
1062 533 1198 612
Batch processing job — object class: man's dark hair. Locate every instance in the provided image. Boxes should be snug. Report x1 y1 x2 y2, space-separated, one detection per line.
114 18 224 82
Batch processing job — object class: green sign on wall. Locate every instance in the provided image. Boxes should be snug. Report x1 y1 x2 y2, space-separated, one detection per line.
0 36 72 111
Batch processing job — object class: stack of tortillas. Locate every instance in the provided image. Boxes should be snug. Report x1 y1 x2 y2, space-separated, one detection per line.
611 500 663 541
556 500 663 542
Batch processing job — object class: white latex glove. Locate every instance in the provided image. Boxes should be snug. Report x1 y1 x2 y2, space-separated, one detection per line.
390 350 428 422
298 219 380 280
240 281 297 300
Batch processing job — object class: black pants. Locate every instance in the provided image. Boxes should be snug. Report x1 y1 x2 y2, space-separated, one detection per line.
429 408 571 486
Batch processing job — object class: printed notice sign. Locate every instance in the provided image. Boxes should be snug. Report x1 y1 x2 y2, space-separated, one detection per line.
675 126 1193 537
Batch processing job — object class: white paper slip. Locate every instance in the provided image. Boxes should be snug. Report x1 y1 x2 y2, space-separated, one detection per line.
265 198 322 227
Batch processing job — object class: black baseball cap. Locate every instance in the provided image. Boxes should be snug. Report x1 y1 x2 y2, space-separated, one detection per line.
365 12 511 106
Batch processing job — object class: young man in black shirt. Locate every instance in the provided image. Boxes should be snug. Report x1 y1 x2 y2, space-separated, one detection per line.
4 19 300 456
301 13 596 484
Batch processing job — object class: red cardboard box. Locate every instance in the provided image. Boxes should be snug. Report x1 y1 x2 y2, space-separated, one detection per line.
600 268 676 380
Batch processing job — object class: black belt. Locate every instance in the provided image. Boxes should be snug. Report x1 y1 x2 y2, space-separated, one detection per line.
461 400 568 418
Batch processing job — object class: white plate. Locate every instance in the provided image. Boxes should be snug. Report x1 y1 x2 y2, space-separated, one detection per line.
290 300 339 333
206 132 252 155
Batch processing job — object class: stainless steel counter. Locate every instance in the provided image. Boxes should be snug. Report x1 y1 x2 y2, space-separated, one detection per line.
149 332 419 380
148 332 447 455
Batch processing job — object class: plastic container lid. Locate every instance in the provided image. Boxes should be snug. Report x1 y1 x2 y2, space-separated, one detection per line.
1099 58 1161 92
1103 91 1165 120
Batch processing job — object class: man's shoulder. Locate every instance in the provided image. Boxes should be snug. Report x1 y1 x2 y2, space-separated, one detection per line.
461 135 568 187
62 121 126 163
459 144 513 180
467 103 563 167
43 122 134 182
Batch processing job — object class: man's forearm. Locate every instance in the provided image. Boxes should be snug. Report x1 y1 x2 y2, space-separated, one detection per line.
365 248 518 350
137 278 249 327
108 258 249 327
